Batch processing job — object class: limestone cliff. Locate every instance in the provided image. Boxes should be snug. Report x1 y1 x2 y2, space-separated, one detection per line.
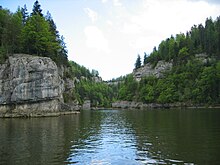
0 54 78 117
133 60 172 81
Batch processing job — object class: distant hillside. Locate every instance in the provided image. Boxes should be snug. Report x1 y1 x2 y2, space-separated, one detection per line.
114 16 220 106
66 61 114 107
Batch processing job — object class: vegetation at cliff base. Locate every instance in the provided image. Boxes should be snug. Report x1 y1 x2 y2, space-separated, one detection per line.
67 61 114 107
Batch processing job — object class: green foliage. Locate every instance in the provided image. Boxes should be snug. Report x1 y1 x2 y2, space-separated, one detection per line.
117 58 219 104
75 80 113 107
0 8 23 54
118 74 138 101
121 16 220 105
142 17 220 66
31 0 43 17
143 52 148 65
68 61 114 107
134 54 142 69
69 61 93 79
0 46 7 63
21 14 58 56
138 76 157 103
1 1 115 108
21 5 28 25
0 1 68 66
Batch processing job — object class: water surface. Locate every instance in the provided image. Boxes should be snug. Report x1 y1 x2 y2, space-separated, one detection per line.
0 108 220 164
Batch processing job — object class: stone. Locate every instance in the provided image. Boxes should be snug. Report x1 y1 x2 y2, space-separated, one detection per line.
133 60 172 81
82 100 91 110
112 101 179 109
0 54 79 117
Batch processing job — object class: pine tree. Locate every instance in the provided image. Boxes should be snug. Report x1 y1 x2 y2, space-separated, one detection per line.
21 4 28 25
21 14 59 56
31 0 43 17
10 9 23 53
45 11 59 38
135 54 141 69
143 52 147 65
205 17 216 55
58 35 68 65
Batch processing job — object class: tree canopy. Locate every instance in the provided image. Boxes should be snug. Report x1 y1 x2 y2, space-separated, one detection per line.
119 16 220 105
0 1 68 65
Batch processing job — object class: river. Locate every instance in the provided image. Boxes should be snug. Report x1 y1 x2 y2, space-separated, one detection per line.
0 108 220 164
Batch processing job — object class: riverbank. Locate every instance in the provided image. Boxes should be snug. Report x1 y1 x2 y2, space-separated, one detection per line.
0 100 80 118
111 101 220 109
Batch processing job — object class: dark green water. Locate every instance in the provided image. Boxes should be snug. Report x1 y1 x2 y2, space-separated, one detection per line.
0 109 220 165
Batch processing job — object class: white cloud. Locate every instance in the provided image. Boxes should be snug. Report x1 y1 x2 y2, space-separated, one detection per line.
106 20 113 26
73 0 220 80
101 0 108 3
113 0 122 6
84 8 98 23
101 0 122 6
84 26 110 53
117 0 220 52
121 22 142 34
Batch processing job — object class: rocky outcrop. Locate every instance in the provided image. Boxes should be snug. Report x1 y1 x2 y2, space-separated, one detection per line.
0 54 79 117
112 101 186 109
133 60 172 81
82 100 91 110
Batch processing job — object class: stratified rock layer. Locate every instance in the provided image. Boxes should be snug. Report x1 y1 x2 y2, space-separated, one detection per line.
0 54 78 117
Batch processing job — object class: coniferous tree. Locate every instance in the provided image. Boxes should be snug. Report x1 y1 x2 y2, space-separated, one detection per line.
31 0 43 17
45 11 59 38
143 52 147 65
135 54 142 69
45 11 68 65
205 17 216 55
122 16 220 105
215 16 220 58
10 9 23 53
21 4 28 25
21 14 59 56
59 35 68 65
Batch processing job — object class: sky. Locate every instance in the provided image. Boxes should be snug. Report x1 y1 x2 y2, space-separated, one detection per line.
1 0 220 80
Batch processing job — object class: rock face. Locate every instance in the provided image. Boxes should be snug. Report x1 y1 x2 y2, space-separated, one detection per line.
0 54 77 117
133 60 172 81
112 101 186 109
82 100 91 110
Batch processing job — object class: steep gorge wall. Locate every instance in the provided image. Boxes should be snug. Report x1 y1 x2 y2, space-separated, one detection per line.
0 54 77 117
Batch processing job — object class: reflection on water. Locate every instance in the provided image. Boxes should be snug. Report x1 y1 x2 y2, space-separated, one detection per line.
67 110 156 164
0 109 220 164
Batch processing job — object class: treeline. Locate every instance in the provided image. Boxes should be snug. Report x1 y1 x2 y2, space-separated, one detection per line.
75 80 114 107
0 1 68 65
67 61 114 107
119 16 220 105
135 17 220 69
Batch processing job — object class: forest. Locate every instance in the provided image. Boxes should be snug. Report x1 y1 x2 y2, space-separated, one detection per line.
1 1 219 107
118 16 220 105
67 61 114 107
0 1 68 65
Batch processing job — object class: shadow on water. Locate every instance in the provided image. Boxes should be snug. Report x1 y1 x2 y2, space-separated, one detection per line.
0 114 81 165
122 108 220 164
0 108 220 164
